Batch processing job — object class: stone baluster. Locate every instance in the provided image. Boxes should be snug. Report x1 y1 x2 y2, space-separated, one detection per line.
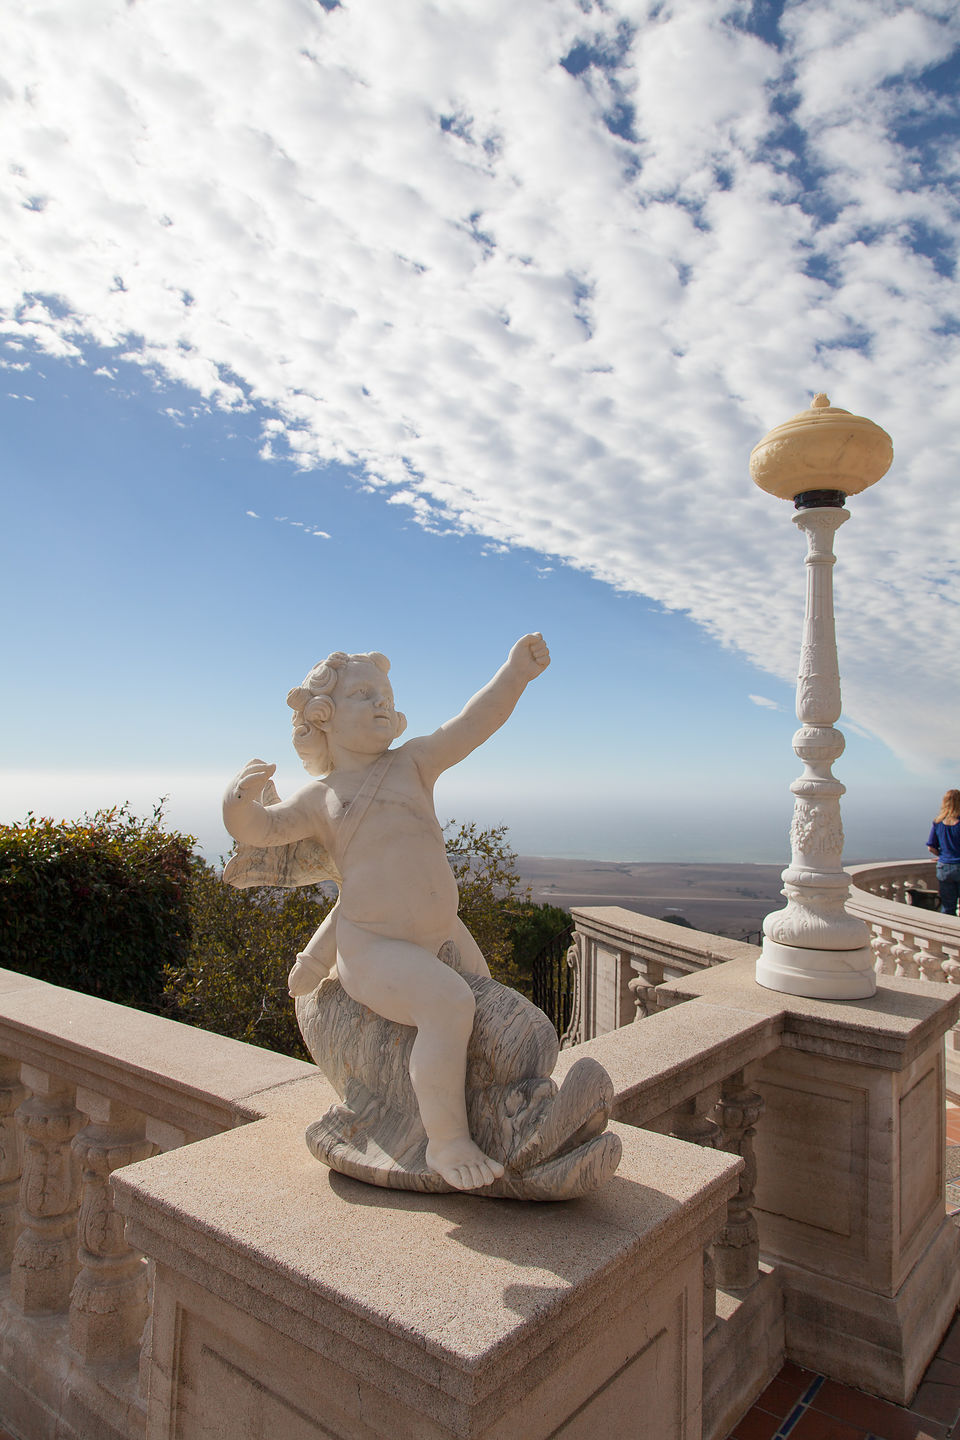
671 1097 722 1334
139 1258 155 1401
628 975 658 1020
871 925 896 976
712 1073 764 1291
559 937 584 1049
671 1096 722 1149
0 1060 27 1270
70 1093 153 1362
12 1068 84 1313
891 934 920 980
702 1245 718 1339
941 947 960 985
916 938 946 983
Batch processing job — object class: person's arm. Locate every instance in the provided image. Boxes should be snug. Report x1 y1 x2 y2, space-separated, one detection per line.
927 823 940 858
410 634 550 781
223 759 320 847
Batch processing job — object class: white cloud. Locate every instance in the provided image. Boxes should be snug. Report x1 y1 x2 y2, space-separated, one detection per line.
2 0 958 766
749 695 783 712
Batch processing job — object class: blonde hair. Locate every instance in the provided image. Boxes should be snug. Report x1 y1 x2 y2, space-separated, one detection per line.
935 790 960 826
286 651 407 775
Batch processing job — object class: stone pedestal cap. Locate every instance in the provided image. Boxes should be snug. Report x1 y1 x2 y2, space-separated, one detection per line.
750 394 893 500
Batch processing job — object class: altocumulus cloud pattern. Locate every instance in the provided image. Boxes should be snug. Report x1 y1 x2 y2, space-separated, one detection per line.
2 0 959 765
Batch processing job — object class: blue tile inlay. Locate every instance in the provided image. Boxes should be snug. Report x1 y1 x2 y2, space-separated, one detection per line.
772 1373 828 1438
801 1375 825 1404
773 1402 806 1438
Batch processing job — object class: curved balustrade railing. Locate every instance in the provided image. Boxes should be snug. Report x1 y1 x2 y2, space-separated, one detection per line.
846 860 960 983
565 904 756 1045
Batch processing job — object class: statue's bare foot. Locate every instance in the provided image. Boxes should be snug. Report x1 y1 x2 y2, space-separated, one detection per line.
426 1138 505 1191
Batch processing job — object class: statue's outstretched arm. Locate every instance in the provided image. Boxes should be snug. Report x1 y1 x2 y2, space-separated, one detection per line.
413 634 549 780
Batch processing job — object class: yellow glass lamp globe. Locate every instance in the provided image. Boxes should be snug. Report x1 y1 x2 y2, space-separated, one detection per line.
750 394 893 501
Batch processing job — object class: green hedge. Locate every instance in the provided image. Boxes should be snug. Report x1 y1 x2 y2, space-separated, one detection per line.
0 806 572 1059
0 805 196 1012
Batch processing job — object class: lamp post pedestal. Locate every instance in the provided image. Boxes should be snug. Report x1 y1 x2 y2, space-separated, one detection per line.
751 396 892 1001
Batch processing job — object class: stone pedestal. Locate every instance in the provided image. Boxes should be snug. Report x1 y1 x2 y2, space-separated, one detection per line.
654 956 960 1405
114 1077 740 1440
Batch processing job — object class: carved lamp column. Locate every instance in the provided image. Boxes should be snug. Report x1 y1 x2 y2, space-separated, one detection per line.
751 394 893 999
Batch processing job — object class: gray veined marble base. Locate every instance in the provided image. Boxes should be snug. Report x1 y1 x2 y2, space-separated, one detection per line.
296 945 622 1200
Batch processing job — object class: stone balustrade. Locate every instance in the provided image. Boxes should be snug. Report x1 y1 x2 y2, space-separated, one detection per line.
0 967 314 1440
847 858 941 908
0 953 957 1440
565 905 756 1044
570 878 960 1092
846 860 960 982
846 861 960 1096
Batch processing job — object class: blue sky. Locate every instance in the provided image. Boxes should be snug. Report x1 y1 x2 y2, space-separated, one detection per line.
2 0 959 864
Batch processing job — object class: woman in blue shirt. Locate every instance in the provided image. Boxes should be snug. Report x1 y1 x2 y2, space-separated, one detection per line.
927 790 960 916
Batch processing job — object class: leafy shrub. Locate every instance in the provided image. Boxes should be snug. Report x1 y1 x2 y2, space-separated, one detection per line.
0 805 196 1011
1 802 567 1059
163 869 333 1058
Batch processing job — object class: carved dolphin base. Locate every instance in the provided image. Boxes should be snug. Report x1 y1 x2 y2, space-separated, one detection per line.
295 945 621 1200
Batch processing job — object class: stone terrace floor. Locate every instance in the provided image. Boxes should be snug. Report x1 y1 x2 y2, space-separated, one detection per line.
725 1102 960 1440
724 1342 960 1439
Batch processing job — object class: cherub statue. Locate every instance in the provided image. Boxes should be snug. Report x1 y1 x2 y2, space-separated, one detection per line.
223 636 621 1199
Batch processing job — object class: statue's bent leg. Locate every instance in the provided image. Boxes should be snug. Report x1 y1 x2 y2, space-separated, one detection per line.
450 916 491 977
335 919 504 1191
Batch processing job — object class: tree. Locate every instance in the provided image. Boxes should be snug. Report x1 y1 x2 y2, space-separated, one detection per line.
505 902 574 981
443 820 532 989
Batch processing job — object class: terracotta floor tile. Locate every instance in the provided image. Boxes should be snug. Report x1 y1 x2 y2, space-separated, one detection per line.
756 1372 814 1418
935 1313 960 1366
811 1379 939 1439
780 1361 819 1386
728 1406 781 1440
922 1356 960 1386
910 1377 960 1427
787 1408 868 1439
899 1417 951 1440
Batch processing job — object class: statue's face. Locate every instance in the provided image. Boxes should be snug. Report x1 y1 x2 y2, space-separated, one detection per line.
323 659 397 755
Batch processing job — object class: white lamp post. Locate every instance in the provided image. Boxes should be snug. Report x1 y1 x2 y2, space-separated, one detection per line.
752 394 893 1000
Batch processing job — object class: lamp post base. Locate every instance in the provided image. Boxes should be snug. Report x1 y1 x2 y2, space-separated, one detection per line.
756 938 877 1000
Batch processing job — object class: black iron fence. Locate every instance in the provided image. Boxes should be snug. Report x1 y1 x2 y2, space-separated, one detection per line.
530 923 575 1037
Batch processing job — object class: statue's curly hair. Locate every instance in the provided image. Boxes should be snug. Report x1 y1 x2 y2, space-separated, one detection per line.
286 651 407 775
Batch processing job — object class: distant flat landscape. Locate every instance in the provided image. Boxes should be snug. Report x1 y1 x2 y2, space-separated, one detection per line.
515 857 786 943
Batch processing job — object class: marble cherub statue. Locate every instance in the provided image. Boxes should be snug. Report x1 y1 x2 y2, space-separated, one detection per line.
223 637 621 1200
